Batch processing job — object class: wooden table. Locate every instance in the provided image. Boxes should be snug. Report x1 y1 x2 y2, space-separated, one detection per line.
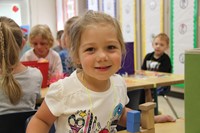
124 70 184 90
118 118 184 133
40 70 184 109
123 70 184 115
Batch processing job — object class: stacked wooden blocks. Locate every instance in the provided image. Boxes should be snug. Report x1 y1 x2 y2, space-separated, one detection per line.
127 102 156 133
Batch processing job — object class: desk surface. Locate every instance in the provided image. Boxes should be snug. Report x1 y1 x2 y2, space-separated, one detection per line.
118 119 184 133
128 70 184 87
41 70 184 98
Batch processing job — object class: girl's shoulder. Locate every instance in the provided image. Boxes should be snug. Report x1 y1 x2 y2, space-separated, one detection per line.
15 66 43 79
111 74 126 87
47 49 61 59
23 48 34 55
49 49 60 56
20 49 37 61
27 67 43 76
48 70 82 94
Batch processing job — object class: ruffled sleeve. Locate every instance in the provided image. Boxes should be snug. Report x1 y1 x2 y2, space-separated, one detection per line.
45 79 65 116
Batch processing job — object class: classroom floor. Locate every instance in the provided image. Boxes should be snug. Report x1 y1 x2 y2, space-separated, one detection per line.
158 95 184 119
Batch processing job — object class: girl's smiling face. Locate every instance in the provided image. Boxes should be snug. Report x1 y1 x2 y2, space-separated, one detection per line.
77 23 122 81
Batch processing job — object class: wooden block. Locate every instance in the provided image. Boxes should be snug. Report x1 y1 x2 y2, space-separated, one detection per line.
139 102 156 111
127 110 140 133
140 109 154 129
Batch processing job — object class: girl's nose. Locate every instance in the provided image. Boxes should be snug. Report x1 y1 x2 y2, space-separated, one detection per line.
96 51 108 62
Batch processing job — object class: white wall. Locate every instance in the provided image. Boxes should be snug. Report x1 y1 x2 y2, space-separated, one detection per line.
29 0 57 37
0 0 30 25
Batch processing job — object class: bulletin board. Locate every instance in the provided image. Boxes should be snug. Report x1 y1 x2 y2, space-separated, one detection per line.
170 0 198 87
141 0 164 58
101 0 116 18
119 0 137 70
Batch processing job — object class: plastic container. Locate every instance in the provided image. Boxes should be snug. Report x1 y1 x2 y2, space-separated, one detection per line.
21 61 49 88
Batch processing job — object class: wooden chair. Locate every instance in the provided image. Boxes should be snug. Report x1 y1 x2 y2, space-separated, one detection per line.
156 86 179 119
0 110 37 133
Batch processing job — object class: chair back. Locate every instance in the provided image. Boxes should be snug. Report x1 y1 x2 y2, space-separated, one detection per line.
0 110 36 133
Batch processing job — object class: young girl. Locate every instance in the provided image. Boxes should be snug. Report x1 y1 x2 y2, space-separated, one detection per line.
59 16 79 76
26 11 174 133
20 24 63 79
0 17 43 114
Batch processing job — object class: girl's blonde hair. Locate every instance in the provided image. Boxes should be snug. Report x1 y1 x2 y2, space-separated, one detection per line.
29 24 54 48
63 16 79 48
0 16 23 105
69 10 126 68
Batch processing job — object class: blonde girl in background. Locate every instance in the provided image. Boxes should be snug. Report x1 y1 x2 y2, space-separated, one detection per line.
59 16 79 76
0 17 43 114
27 11 174 133
20 24 63 79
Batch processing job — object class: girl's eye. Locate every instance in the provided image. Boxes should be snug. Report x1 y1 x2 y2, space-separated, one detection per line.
85 47 95 52
108 45 117 50
33 43 38 46
41 42 46 45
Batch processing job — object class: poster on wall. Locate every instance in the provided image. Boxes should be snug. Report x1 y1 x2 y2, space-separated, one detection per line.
102 0 116 18
141 0 164 58
170 0 198 80
87 0 99 11
119 0 135 43
0 4 22 26
63 0 76 21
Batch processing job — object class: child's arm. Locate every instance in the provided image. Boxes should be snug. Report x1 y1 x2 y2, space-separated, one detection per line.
117 107 132 127
26 101 57 133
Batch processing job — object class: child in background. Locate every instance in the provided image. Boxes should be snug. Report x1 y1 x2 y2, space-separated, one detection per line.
140 33 172 104
0 17 43 114
20 24 63 80
59 16 79 76
141 33 171 73
53 30 64 53
26 11 174 133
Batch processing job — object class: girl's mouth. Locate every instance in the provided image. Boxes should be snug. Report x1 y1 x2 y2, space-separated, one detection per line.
95 66 111 70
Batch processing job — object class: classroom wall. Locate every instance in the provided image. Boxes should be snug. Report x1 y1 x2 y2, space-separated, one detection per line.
29 0 57 37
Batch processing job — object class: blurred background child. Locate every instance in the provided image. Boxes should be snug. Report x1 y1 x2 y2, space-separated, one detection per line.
53 30 64 53
59 16 79 76
0 16 43 114
140 33 172 104
20 24 63 80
